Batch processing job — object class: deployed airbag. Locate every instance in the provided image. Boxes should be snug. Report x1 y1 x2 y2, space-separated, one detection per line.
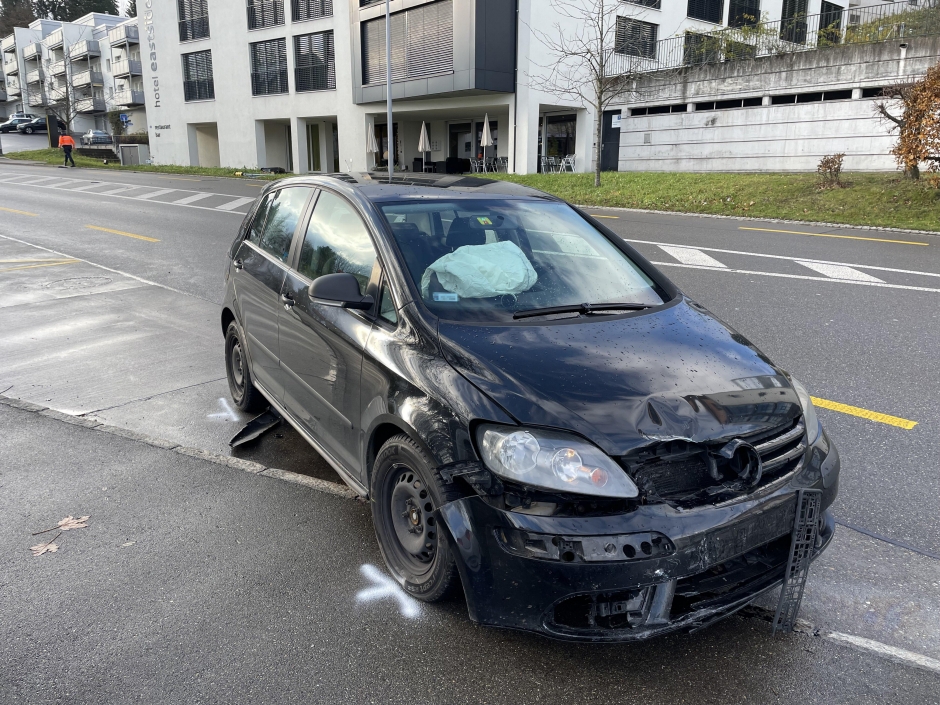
421 241 538 299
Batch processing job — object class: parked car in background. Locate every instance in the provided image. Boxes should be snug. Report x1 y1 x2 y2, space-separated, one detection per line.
8 112 41 121
14 117 67 135
0 116 33 133
81 130 113 146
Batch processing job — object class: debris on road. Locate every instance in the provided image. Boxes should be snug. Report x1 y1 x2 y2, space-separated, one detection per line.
30 531 62 557
32 515 90 535
229 408 281 448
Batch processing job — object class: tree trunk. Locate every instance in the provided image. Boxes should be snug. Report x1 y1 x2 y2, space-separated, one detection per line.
594 105 603 188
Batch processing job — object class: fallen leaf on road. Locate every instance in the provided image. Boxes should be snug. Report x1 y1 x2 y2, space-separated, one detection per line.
57 515 90 531
30 531 62 556
121 541 135 547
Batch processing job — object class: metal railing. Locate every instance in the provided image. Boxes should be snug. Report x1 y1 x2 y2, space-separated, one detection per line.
183 78 214 101
109 24 140 45
23 42 41 60
50 59 67 76
75 96 107 113
610 0 940 74
72 69 104 86
113 58 143 77
3 55 18 74
25 67 44 83
69 40 101 59
179 17 210 41
250 68 289 95
45 29 64 49
26 89 47 107
295 62 335 91
114 89 145 105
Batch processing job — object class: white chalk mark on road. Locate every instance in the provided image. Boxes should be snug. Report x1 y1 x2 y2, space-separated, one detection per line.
355 564 422 619
827 632 940 675
659 245 728 268
797 261 885 283
207 397 239 422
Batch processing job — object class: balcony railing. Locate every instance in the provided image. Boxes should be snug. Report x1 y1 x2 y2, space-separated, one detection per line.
47 82 68 101
179 17 210 41
2 56 17 74
75 96 107 113
114 88 145 106
72 69 103 87
0 87 6 101
112 58 143 77
250 68 288 95
26 67 44 83
183 78 214 101
50 59 67 76
26 89 47 107
46 29 64 49
6 82 20 96
610 0 940 74
1 35 15 53
69 40 101 59
109 24 140 45
295 62 335 92
23 42 41 60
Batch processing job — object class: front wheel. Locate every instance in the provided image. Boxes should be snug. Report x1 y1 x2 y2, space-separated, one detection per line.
225 320 265 412
371 435 463 602
24 127 32 134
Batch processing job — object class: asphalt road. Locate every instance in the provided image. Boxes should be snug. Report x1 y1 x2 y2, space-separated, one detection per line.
1 161 939 702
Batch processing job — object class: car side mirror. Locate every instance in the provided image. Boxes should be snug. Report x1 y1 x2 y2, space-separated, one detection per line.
309 272 374 311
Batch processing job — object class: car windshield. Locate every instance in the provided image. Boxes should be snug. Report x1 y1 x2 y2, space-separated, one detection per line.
381 199 665 323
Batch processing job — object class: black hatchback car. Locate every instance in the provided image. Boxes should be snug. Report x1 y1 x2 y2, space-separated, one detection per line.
221 173 839 641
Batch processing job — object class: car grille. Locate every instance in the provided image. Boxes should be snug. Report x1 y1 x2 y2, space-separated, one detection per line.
624 417 807 507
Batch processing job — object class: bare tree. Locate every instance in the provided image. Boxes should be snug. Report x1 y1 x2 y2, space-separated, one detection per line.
529 0 673 186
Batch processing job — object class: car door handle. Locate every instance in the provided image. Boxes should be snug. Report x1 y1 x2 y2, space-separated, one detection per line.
281 293 295 310
233 258 243 271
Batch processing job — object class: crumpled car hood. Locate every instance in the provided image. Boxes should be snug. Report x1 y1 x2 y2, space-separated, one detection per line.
438 299 801 456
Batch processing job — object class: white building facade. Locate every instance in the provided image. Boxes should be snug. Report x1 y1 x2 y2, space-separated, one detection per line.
1 13 147 135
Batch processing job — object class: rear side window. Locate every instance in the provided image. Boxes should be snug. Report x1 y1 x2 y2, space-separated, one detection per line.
248 187 312 263
297 191 377 291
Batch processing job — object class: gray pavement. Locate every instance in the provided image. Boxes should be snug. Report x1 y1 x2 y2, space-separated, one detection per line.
1 161 939 700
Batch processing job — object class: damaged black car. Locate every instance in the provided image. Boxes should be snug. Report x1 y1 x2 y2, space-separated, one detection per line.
220 173 839 642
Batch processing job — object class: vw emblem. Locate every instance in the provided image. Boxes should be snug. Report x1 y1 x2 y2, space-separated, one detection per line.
717 439 764 487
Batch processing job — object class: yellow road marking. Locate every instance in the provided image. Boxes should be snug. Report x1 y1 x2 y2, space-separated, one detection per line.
0 259 79 273
85 225 160 242
812 396 918 430
158 176 203 182
590 214 619 219
0 206 38 216
739 227 929 247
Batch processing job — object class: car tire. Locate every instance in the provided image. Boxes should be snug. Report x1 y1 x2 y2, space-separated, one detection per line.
371 434 463 603
24 127 32 134
224 320 265 412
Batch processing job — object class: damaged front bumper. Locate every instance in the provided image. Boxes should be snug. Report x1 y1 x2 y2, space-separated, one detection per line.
438 434 839 642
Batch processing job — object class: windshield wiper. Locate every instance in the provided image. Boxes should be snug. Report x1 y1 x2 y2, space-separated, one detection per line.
512 302 651 320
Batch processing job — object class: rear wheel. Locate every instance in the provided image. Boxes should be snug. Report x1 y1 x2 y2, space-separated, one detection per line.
225 320 264 412
371 435 463 602
24 127 33 134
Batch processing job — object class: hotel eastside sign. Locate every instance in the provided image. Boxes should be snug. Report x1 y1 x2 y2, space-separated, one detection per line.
144 0 161 108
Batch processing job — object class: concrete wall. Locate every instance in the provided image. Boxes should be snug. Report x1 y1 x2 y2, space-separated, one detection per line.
615 35 940 172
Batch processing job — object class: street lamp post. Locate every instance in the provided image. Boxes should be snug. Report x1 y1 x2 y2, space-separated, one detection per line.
386 0 393 182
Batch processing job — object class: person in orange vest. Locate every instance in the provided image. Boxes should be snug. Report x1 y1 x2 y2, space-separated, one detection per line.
58 131 76 167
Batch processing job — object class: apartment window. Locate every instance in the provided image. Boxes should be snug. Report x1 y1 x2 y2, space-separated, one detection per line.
250 39 288 95
728 0 759 27
687 0 723 24
623 0 661 8
293 0 331 22
295 30 335 91
247 0 284 29
178 0 210 41
361 0 453 85
819 1 843 43
780 0 808 43
684 32 719 64
615 17 658 59
181 50 214 100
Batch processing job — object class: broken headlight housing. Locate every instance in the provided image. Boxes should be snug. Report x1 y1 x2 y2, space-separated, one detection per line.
476 424 639 499
790 377 821 445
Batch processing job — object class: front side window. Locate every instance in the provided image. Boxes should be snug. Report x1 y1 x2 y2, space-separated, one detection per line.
298 191 377 291
181 50 214 100
380 200 664 323
254 187 312 262
379 284 398 324
250 38 288 95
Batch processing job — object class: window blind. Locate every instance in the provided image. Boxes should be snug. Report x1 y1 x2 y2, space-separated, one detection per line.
615 17 658 59
295 30 335 91
250 38 288 95
181 50 214 100
361 0 453 85
293 0 332 22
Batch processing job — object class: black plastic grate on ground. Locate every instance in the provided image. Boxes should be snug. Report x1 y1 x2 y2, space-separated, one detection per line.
773 489 822 634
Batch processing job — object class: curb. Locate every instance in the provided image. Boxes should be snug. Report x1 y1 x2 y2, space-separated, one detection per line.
0 394 360 501
576 204 940 237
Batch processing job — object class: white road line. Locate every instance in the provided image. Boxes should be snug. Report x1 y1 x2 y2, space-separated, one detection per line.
797 261 885 283
649 261 940 294
134 188 176 200
659 245 727 268
173 192 215 205
67 182 107 191
95 186 140 196
17 175 60 184
624 237 940 278
827 632 940 675
215 196 255 211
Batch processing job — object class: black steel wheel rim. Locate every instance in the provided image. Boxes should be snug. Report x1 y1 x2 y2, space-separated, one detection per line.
383 464 439 576
228 337 245 398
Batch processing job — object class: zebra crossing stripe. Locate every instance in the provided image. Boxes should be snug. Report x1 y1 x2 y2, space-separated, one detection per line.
95 186 140 196
134 189 176 200
659 245 727 268
215 197 255 211
797 261 885 283
173 192 215 205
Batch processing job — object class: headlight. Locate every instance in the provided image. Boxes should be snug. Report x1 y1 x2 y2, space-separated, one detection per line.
790 377 821 444
476 424 638 498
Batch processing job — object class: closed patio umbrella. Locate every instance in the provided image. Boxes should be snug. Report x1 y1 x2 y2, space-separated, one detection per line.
366 123 379 168
480 114 494 172
418 121 431 173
